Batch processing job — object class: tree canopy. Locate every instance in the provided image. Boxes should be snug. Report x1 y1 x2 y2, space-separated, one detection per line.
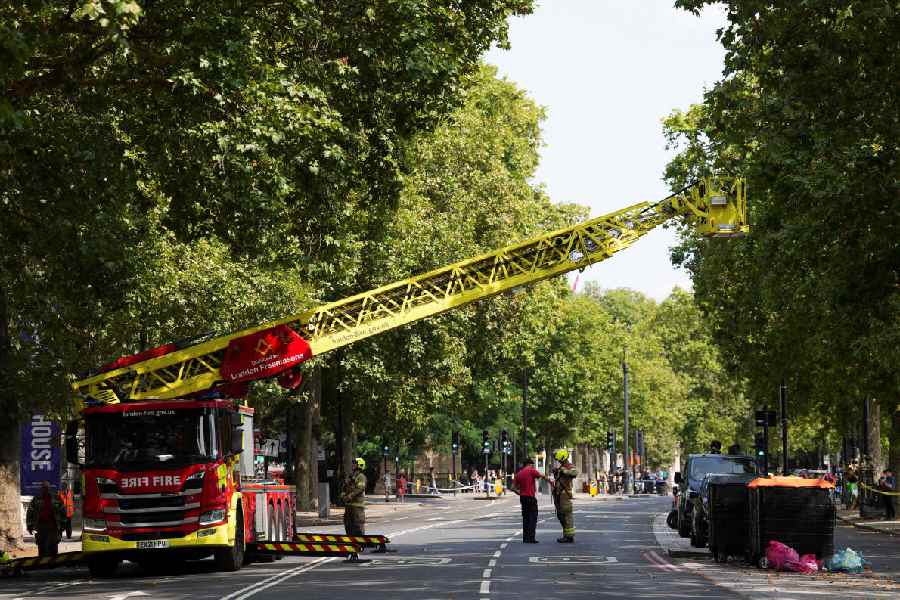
666 0 899 466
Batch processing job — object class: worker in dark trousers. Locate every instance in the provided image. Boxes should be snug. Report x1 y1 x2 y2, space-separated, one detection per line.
341 458 368 536
26 481 65 556
58 482 74 539
511 458 545 543
551 449 577 543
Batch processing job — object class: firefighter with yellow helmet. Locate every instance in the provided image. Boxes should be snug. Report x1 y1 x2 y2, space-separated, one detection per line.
551 449 577 543
341 457 368 535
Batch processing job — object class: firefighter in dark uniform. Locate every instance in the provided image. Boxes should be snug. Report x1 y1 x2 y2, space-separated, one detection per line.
551 449 577 543
341 457 367 536
26 481 66 556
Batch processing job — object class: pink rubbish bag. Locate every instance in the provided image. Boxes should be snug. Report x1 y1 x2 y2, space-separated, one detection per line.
787 553 820 574
766 540 799 571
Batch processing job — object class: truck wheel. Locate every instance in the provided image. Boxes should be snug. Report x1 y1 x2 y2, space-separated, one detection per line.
215 507 245 572
87 556 120 578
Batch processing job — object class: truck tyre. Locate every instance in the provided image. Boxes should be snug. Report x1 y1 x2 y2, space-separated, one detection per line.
87 556 120 578
215 507 245 572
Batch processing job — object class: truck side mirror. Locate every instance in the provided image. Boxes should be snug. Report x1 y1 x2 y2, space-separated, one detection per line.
230 413 244 455
674 472 682 484
65 420 82 466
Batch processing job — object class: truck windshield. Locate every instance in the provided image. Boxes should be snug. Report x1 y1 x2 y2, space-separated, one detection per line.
689 457 756 486
85 409 216 470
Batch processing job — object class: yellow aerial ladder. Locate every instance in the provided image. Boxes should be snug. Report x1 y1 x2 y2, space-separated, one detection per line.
72 177 747 404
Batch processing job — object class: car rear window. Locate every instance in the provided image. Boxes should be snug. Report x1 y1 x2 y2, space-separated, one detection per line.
689 457 756 483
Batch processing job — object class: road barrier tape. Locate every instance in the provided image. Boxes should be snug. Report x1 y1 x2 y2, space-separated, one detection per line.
429 484 482 494
1 551 85 576
860 482 900 496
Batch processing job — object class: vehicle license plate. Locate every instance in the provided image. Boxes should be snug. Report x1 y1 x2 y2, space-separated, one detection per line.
136 540 170 549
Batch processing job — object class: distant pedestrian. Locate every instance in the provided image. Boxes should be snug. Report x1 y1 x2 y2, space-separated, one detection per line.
26 481 65 556
397 472 407 503
429 466 438 494
511 458 544 543
58 481 74 539
846 462 859 509
879 470 895 520
709 440 722 454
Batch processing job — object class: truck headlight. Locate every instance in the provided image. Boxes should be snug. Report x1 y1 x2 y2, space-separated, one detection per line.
83 518 107 532
199 509 226 526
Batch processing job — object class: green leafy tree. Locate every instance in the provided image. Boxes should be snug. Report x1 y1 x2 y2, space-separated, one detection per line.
668 1 900 475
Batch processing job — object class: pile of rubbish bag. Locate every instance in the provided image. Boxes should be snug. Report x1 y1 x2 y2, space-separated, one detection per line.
824 548 869 574
766 540 819 573
764 541 870 574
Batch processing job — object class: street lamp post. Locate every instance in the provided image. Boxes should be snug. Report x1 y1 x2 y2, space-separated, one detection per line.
522 370 529 464
623 356 632 495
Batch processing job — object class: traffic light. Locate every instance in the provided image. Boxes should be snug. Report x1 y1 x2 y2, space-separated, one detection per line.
482 430 491 454
451 430 460 454
754 433 766 458
501 429 509 453
606 430 614 452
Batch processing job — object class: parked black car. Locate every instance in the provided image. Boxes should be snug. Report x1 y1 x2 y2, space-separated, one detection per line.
673 453 757 543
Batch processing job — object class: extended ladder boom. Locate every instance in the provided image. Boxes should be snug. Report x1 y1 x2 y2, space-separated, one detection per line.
73 178 747 404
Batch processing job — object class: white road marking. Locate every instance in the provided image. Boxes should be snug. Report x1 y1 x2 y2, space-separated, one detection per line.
644 550 678 573
218 557 333 600
479 580 490 595
492 550 501 558
482 568 492 578
488 559 496 567
500 543 508 549
529 556 618 565
109 593 149 600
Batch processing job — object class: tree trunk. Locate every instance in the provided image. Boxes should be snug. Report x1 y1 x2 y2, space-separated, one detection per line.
293 368 319 511
308 366 321 511
890 404 900 520
868 398 882 472
0 287 22 551
339 389 355 481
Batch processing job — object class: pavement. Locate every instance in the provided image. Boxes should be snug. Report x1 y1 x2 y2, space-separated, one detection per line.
837 507 900 537
2 492 899 599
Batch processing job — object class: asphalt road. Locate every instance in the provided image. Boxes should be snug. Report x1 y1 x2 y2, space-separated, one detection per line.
2 494 898 599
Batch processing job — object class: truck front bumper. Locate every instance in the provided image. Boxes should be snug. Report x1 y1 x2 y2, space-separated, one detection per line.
83 523 231 554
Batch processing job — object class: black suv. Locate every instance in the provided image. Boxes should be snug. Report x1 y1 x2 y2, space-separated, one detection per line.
673 454 757 544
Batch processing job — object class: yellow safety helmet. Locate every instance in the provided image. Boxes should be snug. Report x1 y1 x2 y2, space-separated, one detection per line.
355 457 366 470
554 449 569 461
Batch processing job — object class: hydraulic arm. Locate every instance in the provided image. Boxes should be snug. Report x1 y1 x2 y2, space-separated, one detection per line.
73 177 747 405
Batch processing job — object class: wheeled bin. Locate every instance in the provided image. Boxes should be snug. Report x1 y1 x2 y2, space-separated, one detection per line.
705 473 757 563
747 476 835 569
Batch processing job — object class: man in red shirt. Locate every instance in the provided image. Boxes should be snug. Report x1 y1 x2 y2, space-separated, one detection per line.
511 458 545 543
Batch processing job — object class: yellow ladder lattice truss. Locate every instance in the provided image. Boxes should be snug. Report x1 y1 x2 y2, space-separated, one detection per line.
73 178 747 404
